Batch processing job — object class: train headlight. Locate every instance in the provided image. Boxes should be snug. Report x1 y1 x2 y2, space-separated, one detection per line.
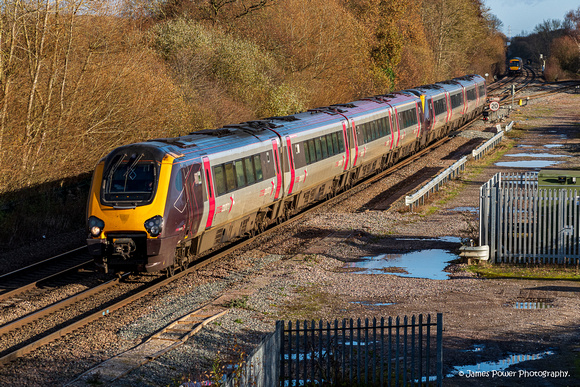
88 216 105 237
144 215 163 237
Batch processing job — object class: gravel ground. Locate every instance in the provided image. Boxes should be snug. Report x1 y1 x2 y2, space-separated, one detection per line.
1 87 580 386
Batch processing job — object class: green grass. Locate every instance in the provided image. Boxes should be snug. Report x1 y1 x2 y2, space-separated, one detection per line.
466 263 580 280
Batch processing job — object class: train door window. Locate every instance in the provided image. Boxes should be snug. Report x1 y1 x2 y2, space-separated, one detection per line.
213 165 227 196
331 132 339 155
244 157 256 185
235 159 246 189
320 136 328 159
314 138 322 161
224 162 236 192
253 155 263 181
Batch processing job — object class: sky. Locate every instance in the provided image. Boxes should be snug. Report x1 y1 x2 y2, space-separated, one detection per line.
484 0 579 37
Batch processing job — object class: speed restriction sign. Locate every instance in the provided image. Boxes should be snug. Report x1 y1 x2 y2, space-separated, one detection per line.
489 101 500 111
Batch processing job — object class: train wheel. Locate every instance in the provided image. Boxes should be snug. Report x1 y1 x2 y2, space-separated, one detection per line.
165 265 175 278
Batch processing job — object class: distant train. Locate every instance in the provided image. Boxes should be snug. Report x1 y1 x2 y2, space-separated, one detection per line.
86 75 487 275
508 57 523 75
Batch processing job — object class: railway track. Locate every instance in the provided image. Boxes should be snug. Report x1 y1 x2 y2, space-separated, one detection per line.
5 73 577 366
0 246 94 303
0 120 464 367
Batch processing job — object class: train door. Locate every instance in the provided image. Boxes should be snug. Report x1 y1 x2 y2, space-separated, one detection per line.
341 120 350 170
180 162 204 237
202 156 216 230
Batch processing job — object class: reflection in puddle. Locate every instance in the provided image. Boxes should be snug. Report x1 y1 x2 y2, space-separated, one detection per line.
544 144 564 148
516 145 533 148
513 301 553 309
447 351 555 378
495 160 564 169
450 206 479 213
505 153 565 158
463 344 486 353
344 249 457 280
394 236 463 243
350 301 395 307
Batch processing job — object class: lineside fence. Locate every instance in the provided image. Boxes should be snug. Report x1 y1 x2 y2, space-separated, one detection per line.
406 122 513 210
225 314 443 386
480 172 580 264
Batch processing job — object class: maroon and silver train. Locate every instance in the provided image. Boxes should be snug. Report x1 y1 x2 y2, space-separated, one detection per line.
86 75 487 275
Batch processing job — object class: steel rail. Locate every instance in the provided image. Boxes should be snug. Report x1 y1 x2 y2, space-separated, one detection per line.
0 114 484 366
0 246 92 302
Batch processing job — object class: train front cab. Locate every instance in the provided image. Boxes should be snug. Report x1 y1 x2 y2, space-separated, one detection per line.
86 146 190 274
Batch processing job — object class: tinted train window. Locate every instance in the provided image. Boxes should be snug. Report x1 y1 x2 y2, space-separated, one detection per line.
253 155 263 181
433 98 447 116
212 154 265 196
450 93 463 109
466 88 477 101
398 108 417 129
320 136 328 159
331 132 339 154
356 116 391 146
245 158 255 185
478 85 486 98
235 160 246 188
213 165 227 196
224 163 236 192
300 131 345 165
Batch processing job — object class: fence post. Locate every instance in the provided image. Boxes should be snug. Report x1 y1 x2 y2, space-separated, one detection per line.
437 313 443 387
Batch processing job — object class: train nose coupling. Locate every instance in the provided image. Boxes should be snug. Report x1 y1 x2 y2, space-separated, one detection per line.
113 238 136 260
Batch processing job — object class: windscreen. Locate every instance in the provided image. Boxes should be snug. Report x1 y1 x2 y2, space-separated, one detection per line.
102 153 158 205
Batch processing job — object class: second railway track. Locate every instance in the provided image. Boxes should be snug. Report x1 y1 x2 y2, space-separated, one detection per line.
0 113 482 367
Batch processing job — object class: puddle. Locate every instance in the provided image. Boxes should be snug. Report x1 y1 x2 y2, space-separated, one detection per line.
395 236 463 243
350 301 395 307
505 153 565 158
495 160 564 169
344 249 457 280
450 206 479 213
516 145 533 148
447 351 555 378
544 144 564 148
513 301 553 309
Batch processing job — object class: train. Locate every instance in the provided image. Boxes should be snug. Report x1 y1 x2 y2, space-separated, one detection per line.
86 74 487 275
508 57 523 75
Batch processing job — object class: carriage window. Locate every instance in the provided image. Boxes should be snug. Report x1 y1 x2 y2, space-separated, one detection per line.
331 132 339 154
338 132 345 152
213 165 226 196
235 160 246 188
307 140 315 164
303 142 311 165
244 158 255 185
450 93 462 109
325 134 334 156
253 155 263 181
320 136 328 159
224 163 236 192
314 138 322 161
466 88 477 101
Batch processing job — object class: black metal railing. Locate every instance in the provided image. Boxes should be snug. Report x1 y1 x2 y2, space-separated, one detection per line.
280 314 443 386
